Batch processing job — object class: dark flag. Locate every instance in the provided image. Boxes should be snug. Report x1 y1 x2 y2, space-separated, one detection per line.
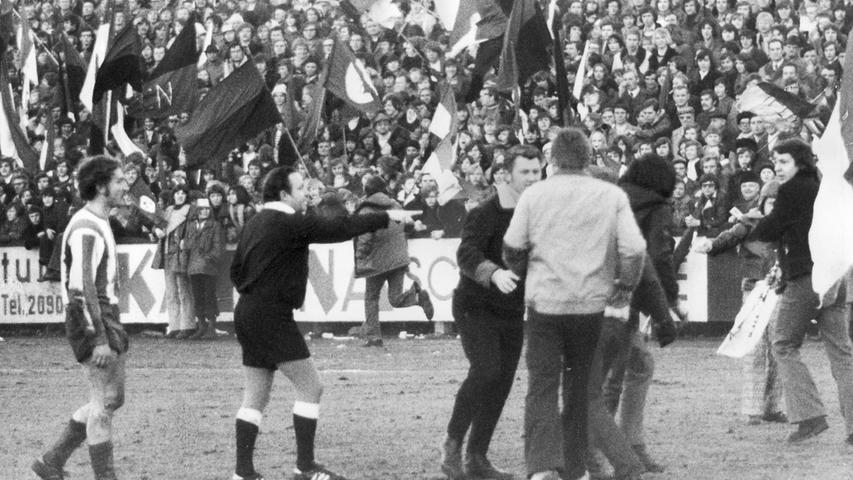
0 54 40 172
175 61 280 167
551 7 571 125
56 33 86 119
92 22 143 105
324 40 382 114
464 35 503 103
495 0 552 92
127 21 198 118
0 0 12 45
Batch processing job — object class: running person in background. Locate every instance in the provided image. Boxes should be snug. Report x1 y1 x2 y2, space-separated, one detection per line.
32 156 130 480
440 145 542 480
229 166 420 480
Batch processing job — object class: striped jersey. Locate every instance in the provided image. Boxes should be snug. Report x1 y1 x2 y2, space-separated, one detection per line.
61 208 118 305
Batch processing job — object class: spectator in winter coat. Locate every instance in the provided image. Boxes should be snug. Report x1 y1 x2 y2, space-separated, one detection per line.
184 198 227 340
685 173 730 237
152 186 194 338
350 174 433 346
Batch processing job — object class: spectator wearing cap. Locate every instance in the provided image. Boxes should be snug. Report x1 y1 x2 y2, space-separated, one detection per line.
184 197 226 340
350 174 433 347
371 112 409 159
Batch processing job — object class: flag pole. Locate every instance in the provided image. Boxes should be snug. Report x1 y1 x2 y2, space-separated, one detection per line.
283 126 316 179
11 9 61 67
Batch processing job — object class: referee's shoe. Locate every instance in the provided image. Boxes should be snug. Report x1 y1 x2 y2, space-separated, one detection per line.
232 473 265 480
293 462 348 480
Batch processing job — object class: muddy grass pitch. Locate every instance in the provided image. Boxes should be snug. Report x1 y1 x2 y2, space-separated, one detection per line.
2 334 851 479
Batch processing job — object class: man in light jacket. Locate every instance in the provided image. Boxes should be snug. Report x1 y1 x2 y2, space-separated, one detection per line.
503 128 647 480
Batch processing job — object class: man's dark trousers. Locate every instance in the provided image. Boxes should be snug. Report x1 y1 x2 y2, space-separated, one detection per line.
446 296 524 455
525 310 602 480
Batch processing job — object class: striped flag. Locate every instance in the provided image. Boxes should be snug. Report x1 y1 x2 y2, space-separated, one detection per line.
17 14 38 130
423 86 461 205
735 82 815 124
809 29 853 306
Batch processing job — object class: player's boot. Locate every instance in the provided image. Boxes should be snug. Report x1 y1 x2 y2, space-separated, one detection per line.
464 453 514 480
440 437 465 480
293 462 348 480
232 473 265 480
31 458 66 480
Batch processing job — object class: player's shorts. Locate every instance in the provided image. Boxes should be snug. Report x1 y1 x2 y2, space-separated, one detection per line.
234 297 310 370
65 300 129 363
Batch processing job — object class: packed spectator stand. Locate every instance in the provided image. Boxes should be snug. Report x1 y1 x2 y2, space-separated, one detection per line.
0 0 843 262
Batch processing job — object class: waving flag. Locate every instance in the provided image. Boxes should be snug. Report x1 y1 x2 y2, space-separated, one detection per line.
17 14 38 130
174 61 280 167
127 21 198 118
0 54 39 172
324 40 382 115
736 82 815 123
495 0 552 92
423 86 461 205
809 28 853 306
435 0 507 58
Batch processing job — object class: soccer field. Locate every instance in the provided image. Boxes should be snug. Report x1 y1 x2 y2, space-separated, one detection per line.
2 334 851 480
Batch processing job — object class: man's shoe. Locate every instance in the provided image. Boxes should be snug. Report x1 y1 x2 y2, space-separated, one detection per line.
189 320 209 340
175 329 195 340
846 433 853 446
530 471 561 480
632 444 665 473
293 462 347 480
465 453 514 479
786 416 829 443
418 288 435 321
440 437 465 480
762 411 788 423
746 415 763 426
32 458 66 480
363 338 384 347
232 472 265 480
348 325 367 338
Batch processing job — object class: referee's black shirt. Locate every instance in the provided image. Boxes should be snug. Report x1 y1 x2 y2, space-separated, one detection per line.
231 202 390 310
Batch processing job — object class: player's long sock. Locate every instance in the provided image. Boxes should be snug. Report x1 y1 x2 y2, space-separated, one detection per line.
43 418 87 468
293 401 319 472
88 441 116 480
235 408 262 477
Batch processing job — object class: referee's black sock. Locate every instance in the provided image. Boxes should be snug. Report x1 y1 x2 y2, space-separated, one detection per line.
293 401 320 472
235 410 261 477
43 418 87 468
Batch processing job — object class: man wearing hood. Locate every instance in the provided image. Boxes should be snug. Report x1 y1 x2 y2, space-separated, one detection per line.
350 174 434 347
440 145 542 480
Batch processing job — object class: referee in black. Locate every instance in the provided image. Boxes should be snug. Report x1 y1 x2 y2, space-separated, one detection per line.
441 145 543 480
229 166 419 480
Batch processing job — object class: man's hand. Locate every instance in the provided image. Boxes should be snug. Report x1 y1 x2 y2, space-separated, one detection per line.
154 227 166 239
608 287 632 309
693 238 713 254
91 344 116 368
491 269 520 294
684 216 701 228
386 209 421 224
46 229 56 240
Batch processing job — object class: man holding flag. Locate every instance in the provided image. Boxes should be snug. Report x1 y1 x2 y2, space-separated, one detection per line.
750 137 853 445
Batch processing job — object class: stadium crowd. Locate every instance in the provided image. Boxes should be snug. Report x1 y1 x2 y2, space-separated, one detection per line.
1 0 845 253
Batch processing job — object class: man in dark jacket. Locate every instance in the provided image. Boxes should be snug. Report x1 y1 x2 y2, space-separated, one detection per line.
440 145 542 480
590 154 681 479
750 138 853 445
229 167 420 480
350 174 434 347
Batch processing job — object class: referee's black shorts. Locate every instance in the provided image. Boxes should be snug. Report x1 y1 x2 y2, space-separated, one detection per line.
234 297 310 370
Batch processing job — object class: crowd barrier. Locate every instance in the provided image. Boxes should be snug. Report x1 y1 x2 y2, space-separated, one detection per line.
0 238 742 324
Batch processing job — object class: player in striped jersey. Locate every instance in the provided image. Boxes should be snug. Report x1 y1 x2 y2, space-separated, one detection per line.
32 156 129 480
